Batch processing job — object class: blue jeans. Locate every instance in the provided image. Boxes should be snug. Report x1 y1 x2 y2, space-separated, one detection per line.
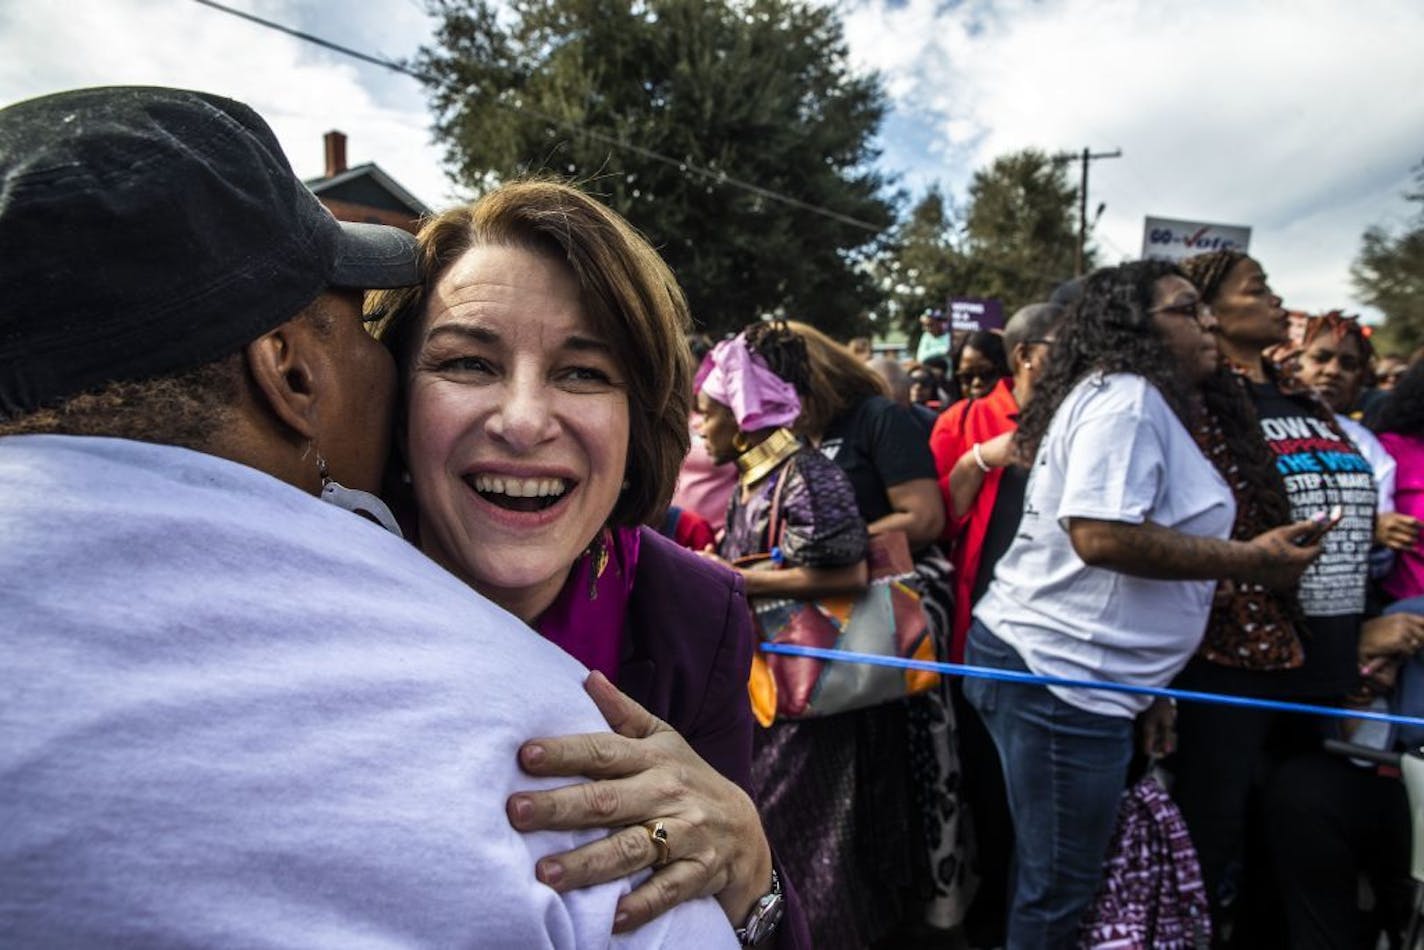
964 619 1133 950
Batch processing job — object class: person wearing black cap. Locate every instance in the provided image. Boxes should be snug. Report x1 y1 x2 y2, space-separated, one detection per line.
0 86 735 948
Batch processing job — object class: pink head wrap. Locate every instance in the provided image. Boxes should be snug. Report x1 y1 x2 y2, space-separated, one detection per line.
697 334 802 431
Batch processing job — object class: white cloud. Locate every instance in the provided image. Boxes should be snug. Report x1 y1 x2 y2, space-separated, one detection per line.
843 0 1424 317
3 0 1420 319
0 0 457 208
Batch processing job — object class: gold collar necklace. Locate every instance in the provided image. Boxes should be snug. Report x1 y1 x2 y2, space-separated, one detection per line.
735 427 801 486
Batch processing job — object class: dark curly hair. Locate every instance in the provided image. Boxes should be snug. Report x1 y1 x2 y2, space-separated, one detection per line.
1014 260 1196 461
1372 360 1424 437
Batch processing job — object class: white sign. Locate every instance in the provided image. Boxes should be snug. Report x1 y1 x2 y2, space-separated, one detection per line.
1141 216 1251 262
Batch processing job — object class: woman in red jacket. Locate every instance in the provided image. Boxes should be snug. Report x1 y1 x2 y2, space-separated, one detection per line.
929 303 1063 662
926 302 1060 945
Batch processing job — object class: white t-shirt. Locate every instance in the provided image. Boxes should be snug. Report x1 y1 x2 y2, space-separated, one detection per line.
1338 414 1396 514
0 435 737 949
973 373 1236 717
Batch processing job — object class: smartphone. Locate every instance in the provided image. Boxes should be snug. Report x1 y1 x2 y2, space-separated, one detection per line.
1295 505 1344 546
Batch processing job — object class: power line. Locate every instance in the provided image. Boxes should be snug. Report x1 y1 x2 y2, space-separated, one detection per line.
188 0 887 233
1051 148 1122 275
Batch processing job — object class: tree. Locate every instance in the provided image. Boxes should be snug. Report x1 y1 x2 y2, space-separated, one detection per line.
871 150 1086 347
868 185 971 337
960 148 1085 310
414 0 895 338
1352 161 1424 354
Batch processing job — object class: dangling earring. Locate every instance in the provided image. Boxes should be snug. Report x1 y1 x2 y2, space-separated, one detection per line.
586 531 610 600
314 449 404 538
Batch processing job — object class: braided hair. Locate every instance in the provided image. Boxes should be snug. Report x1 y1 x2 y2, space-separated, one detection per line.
1197 370 1295 535
742 320 814 394
1014 259 1196 462
1178 250 1249 305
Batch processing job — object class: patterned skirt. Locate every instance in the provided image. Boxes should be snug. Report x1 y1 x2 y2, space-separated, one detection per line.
752 701 914 949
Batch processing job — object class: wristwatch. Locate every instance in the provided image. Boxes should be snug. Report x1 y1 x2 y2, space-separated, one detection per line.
734 869 784 946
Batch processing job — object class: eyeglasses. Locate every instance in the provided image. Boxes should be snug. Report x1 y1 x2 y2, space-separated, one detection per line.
958 371 1001 384
1150 301 1208 322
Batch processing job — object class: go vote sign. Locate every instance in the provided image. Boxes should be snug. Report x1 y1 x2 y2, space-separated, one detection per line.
1141 216 1251 262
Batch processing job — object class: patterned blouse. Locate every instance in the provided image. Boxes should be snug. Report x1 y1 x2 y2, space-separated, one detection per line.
720 446 867 568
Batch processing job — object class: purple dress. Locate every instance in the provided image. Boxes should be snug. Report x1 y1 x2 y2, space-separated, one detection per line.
724 449 915 949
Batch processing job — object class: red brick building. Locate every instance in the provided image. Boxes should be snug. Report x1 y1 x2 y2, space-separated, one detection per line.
305 131 430 234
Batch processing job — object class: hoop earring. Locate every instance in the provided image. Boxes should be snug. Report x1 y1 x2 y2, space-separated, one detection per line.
731 432 751 454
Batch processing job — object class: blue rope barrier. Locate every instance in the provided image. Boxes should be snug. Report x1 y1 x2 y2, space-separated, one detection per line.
759 642 1424 730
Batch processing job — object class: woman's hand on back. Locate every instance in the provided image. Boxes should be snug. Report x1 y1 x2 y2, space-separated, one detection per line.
1360 612 1424 659
506 671 774 933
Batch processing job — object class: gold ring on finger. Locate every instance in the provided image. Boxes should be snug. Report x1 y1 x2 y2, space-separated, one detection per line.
642 819 671 868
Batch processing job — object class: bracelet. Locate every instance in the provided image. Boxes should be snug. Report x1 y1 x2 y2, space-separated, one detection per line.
971 442 992 473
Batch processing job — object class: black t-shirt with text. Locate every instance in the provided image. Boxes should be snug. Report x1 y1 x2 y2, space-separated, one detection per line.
1249 381 1375 697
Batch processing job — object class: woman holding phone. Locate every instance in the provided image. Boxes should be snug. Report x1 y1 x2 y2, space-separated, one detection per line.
1170 250 1383 938
961 261 1322 947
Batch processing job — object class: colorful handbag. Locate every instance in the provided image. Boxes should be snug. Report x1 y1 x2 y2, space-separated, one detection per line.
743 459 939 721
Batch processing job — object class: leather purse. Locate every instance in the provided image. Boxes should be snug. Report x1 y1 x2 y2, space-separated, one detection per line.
743 459 939 722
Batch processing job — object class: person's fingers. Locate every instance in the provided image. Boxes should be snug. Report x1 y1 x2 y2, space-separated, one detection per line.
516 728 648 779
612 859 713 934
534 821 692 895
1281 518 1323 546
508 774 674 832
1400 614 1424 652
584 670 671 740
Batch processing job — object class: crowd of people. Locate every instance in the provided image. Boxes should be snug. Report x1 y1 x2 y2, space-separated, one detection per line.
668 256 1424 948
3 84 1423 950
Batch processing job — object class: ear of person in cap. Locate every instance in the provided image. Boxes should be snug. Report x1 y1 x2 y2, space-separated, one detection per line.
0 85 420 530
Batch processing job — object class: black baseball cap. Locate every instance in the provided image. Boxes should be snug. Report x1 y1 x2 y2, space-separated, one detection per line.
0 85 421 419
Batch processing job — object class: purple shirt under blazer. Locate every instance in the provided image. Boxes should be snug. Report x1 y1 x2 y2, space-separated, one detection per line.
620 527 811 950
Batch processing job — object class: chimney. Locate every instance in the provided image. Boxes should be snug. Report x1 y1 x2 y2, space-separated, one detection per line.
323 130 347 178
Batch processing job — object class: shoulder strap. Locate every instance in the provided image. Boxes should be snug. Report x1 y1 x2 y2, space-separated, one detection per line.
765 456 797 554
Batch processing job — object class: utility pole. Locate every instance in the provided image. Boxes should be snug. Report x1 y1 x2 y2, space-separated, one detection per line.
1054 148 1122 276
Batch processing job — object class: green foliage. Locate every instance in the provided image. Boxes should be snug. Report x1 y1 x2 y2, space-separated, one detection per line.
871 149 1086 345
961 148 1084 309
1352 161 1424 355
414 0 895 338
868 185 970 338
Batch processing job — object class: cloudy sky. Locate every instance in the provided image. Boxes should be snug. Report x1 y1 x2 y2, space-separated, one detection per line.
2 0 1420 324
